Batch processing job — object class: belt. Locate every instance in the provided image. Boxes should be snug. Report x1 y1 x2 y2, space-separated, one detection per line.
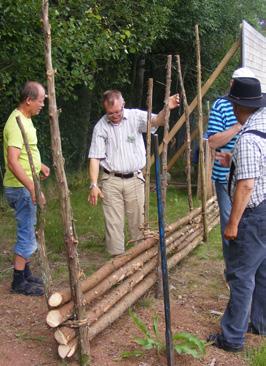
103 168 135 179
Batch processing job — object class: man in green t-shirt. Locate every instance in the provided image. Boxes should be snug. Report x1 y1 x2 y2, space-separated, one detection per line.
3 81 50 296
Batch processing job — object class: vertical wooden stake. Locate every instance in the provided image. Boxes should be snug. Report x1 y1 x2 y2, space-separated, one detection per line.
195 24 208 242
144 78 153 232
16 116 52 305
161 55 172 210
154 134 175 366
42 1 90 364
176 55 193 211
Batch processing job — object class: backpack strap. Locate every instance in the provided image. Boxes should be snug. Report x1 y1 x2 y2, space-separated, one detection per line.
228 130 266 197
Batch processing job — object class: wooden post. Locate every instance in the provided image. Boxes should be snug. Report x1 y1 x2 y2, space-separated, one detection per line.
150 40 240 165
176 55 193 211
42 1 91 364
16 116 52 304
144 78 153 232
195 24 208 242
161 55 172 209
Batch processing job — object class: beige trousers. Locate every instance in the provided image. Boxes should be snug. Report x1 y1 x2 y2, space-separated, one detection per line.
100 172 145 255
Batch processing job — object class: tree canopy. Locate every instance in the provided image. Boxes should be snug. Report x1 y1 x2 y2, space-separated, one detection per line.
0 0 265 169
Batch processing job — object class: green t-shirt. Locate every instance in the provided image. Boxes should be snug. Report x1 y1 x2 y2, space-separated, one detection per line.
3 109 41 187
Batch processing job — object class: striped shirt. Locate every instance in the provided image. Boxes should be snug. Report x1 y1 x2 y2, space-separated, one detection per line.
207 98 238 183
230 107 266 208
88 108 156 173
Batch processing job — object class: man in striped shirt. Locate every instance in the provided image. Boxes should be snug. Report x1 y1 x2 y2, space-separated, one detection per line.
88 90 180 255
208 77 266 352
207 67 255 265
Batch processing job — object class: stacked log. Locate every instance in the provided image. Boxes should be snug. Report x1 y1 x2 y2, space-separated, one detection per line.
47 197 219 358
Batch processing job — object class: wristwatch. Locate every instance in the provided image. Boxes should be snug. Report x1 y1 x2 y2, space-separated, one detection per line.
89 183 98 189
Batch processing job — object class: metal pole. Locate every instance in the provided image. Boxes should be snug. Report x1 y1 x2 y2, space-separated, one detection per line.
154 134 175 366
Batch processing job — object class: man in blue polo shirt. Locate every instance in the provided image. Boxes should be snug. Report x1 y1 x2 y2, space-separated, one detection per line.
207 67 255 265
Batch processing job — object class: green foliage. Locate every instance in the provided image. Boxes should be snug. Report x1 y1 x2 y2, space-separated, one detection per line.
246 344 266 366
172 331 205 359
125 309 206 359
128 309 165 353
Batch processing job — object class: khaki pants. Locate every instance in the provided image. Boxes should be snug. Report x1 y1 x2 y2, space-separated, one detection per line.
100 172 145 255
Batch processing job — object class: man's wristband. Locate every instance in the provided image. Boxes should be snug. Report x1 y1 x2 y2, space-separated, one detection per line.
89 183 98 190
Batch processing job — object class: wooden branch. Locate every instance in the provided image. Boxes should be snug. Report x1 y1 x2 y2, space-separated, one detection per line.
195 24 208 242
56 211 220 358
150 39 240 165
42 1 90 363
47 246 158 327
57 272 157 358
54 206 219 352
144 78 153 231
48 236 158 307
49 196 218 316
16 116 52 303
176 55 193 211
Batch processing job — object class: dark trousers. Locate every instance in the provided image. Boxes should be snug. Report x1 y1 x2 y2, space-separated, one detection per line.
221 200 266 347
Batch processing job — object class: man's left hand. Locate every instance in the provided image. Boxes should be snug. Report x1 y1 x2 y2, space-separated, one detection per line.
224 222 238 240
40 163 50 180
168 94 180 110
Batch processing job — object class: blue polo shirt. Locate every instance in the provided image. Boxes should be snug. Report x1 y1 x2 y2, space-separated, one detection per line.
207 98 238 184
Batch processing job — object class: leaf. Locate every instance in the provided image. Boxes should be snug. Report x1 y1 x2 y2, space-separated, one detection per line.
173 332 206 358
174 344 201 358
129 309 151 337
152 315 159 338
120 350 144 359
134 337 155 350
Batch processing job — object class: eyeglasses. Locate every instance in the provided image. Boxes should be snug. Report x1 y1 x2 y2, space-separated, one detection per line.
106 106 124 118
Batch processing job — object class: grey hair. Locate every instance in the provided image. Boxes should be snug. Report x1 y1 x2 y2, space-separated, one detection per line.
102 90 124 106
19 81 44 103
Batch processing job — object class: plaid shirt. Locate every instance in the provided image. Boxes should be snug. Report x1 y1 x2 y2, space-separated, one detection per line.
230 107 266 208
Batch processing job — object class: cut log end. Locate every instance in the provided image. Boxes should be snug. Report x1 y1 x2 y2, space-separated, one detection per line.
48 292 63 307
58 344 71 359
54 326 76 345
46 309 63 328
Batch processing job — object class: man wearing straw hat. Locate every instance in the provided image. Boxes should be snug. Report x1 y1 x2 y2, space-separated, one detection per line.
208 77 266 351
207 67 255 267
88 90 179 256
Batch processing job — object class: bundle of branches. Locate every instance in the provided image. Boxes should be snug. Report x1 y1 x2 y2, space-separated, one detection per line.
46 197 219 359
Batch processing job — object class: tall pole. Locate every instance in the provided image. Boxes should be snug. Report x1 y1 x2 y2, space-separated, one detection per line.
144 78 153 232
42 1 90 364
195 24 208 242
161 55 172 209
154 134 175 366
176 55 193 211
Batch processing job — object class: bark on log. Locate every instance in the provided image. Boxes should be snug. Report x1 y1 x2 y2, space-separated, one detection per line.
48 236 157 307
49 197 218 310
57 272 157 358
47 247 158 327
51 205 216 326
55 211 219 352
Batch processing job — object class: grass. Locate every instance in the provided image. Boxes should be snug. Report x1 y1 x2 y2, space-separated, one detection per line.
246 344 266 366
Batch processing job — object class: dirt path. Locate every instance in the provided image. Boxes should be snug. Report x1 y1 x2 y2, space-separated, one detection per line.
0 229 263 366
